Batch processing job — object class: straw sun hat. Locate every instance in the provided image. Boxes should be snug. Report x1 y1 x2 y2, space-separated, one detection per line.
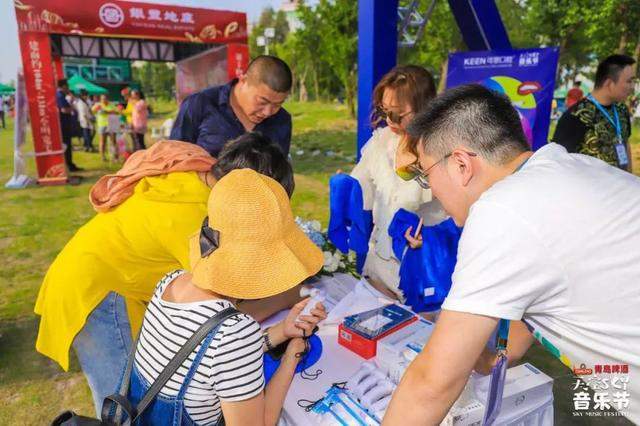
189 168 323 299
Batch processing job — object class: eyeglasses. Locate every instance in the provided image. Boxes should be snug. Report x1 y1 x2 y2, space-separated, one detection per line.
376 106 412 125
400 151 478 189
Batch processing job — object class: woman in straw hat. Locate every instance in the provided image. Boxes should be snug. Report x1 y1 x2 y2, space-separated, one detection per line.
126 168 326 425
35 133 301 416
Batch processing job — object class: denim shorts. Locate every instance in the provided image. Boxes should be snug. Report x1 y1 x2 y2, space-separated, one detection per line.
72 292 132 416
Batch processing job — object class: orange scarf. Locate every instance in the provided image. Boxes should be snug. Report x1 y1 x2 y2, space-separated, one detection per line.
90 140 216 212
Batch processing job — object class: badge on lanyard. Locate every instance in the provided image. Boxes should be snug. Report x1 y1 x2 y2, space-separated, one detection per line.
615 140 629 167
588 94 627 167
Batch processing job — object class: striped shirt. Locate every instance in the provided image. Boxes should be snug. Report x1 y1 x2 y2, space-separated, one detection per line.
134 270 265 424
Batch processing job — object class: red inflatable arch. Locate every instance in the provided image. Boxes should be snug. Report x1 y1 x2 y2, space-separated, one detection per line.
14 0 249 184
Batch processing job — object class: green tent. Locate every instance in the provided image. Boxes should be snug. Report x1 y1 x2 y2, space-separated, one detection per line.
0 83 15 95
68 74 108 95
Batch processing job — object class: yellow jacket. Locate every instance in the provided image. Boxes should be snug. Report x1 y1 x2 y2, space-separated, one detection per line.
34 172 210 370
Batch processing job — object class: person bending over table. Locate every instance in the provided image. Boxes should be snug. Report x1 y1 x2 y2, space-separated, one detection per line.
383 84 640 425
122 169 326 426
34 133 299 416
350 65 446 300
171 55 293 157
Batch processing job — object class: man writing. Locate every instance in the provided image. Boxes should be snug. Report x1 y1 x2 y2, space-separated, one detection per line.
384 84 640 425
554 54 635 172
171 55 292 157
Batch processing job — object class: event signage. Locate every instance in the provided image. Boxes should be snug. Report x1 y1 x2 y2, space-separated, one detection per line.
176 43 249 104
446 47 559 150
14 0 247 44
227 44 250 82
14 0 248 183
18 31 66 181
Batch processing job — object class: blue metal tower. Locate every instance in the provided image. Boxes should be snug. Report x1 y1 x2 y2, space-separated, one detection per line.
356 0 512 157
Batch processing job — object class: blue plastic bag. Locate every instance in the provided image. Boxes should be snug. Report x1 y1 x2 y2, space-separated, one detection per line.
388 210 462 312
328 174 373 273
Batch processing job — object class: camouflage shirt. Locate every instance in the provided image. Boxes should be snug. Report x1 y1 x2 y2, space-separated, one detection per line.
553 97 632 169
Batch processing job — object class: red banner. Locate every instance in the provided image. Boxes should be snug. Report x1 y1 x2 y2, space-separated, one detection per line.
52 55 64 83
175 46 228 104
175 44 249 104
227 43 250 81
14 0 247 44
18 31 66 182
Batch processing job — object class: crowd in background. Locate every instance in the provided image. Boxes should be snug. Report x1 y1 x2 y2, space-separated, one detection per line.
55 80 149 171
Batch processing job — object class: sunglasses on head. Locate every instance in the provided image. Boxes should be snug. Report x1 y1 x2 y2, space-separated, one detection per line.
376 106 412 125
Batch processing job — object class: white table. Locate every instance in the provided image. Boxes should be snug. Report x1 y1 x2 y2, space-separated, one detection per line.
279 327 554 426
273 275 554 425
281 323 365 425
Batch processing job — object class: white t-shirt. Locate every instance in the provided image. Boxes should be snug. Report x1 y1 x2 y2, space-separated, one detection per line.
442 143 640 423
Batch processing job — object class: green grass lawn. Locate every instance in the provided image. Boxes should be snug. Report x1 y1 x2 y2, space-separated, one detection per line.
0 103 637 424
0 101 357 424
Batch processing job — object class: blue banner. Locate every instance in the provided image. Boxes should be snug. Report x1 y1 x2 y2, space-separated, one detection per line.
446 47 559 150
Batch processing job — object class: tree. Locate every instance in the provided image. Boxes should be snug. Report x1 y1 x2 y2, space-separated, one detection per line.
132 62 175 100
255 0 640 109
313 0 358 116
281 1 332 102
249 7 290 57
398 0 464 89
522 0 594 83
583 0 640 74
273 10 291 44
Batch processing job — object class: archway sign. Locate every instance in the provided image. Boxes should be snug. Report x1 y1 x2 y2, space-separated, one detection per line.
14 0 249 184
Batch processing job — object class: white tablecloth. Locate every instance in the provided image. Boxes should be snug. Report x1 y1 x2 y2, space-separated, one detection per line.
281 323 365 425
273 274 554 425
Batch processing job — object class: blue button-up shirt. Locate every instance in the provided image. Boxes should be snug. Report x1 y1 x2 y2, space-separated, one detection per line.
170 80 292 157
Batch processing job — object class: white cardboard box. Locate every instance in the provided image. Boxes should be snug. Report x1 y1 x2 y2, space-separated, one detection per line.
474 363 554 425
375 318 434 383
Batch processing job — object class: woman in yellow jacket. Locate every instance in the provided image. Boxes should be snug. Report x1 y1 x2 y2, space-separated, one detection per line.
34 133 295 415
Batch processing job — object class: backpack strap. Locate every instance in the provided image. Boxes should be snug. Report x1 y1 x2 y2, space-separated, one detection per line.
103 307 241 425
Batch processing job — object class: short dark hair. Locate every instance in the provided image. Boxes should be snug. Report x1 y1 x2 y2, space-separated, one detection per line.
573 80 581 86
408 84 529 165
246 55 292 93
594 54 636 89
212 132 294 197
57 78 68 88
79 89 88 97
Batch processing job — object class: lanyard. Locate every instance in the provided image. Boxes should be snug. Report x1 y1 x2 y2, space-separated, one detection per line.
587 94 622 140
495 319 510 352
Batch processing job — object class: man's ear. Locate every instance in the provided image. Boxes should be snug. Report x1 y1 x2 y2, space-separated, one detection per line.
450 150 474 187
237 73 249 87
603 78 615 95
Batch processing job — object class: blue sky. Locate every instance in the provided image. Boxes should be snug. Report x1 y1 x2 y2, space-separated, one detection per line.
0 0 283 83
